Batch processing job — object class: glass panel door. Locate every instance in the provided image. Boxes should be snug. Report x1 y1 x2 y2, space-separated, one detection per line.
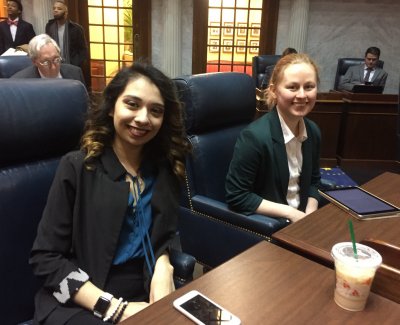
207 0 263 75
88 0 133 93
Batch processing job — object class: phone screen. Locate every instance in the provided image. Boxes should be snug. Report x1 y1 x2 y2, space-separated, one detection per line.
180 294 234 324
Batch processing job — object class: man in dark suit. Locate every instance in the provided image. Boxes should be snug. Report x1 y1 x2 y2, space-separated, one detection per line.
45 1 88 68
338 47 388 92
11 34 85 86
0 0 35 55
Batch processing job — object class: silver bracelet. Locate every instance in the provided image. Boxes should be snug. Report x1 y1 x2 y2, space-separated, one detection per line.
103 297 123 322
113 301 128 324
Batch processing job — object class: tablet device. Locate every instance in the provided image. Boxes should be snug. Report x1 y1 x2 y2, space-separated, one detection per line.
319 186 400 220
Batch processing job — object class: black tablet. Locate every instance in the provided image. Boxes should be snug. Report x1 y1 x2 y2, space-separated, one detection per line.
319 186 400 220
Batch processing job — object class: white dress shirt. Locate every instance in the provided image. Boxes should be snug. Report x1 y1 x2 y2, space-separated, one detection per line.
277 111 308 209
9 18 19 42
363 64 375 82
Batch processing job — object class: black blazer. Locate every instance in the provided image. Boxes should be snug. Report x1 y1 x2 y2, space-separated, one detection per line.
30 148 181 324
11 63 86 86
0 19 35 55
46 19 88 67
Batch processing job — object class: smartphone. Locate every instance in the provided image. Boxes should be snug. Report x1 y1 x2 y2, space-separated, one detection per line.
319 186 400 220
173 290 241 325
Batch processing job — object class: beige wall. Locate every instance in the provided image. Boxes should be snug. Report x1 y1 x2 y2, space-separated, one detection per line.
276 0 400 94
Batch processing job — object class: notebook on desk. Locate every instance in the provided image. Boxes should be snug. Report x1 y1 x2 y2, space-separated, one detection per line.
351 84 384 94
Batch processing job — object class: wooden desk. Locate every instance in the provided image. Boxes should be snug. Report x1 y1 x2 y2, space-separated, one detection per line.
272 172 400 303
308 92 399 168
310 92 343 166
121 241 400 324
338 93 398 164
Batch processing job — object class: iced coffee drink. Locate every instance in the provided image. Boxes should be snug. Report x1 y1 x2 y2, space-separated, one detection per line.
331 242 382 311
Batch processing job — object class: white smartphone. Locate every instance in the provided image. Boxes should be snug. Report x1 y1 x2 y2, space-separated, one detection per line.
173 290 241 325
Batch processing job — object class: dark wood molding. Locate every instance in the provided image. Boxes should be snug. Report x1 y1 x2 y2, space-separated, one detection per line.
192 0 208 74
260 0 279 54
133 0 151 62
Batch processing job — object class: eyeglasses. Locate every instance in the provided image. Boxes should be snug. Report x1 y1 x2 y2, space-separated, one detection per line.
38 57 63 67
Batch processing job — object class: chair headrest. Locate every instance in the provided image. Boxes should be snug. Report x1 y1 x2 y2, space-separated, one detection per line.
0 79 88 167
251 55 281 88
174 72 256 134
252 55 281 72
0 55 32 78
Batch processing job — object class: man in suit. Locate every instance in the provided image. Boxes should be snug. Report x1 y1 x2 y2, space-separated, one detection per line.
45 0 88 68
0 0 35 55
11 34 85 86
338 47 388 92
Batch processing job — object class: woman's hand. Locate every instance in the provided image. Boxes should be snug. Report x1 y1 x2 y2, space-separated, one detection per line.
256 199 306 223
287 206 306 222
305 197 318 215
117 301 149 323
149 253 175 304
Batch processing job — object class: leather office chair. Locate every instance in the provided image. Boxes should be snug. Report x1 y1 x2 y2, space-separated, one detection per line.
0 55 32 78
333 57 384 91
0 79 194 324
252 54 281 88
0 79 88 324
174 72 290 269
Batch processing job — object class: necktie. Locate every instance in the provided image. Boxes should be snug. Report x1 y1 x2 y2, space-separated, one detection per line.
364 68 372 83
7 19 18 26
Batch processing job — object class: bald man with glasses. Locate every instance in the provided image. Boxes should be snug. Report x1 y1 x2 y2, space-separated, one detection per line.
11 34 85 86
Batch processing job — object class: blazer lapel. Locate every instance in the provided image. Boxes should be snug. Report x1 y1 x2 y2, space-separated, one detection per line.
359 65 365 82
299 134 312 208
1 23 13 44
371 68 381 83
269 110 289 196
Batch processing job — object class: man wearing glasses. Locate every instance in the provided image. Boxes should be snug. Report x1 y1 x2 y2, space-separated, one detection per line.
11 34 85 86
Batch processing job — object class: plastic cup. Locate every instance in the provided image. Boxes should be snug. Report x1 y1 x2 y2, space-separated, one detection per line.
331 242 382 311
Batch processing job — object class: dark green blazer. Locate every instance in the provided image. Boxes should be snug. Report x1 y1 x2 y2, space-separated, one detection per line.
225 108 321 215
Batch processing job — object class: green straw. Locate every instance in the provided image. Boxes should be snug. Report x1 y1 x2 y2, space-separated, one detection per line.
348 219 358 261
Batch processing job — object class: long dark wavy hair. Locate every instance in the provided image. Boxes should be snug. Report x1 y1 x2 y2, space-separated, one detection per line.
80 62 191 181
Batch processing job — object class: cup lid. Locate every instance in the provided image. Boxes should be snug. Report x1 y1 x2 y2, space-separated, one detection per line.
331 242 382 268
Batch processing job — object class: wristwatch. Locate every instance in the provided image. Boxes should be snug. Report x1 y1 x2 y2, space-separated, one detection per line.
93 292 113 318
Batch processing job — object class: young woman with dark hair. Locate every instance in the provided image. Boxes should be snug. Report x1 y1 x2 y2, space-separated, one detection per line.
30 63 190 324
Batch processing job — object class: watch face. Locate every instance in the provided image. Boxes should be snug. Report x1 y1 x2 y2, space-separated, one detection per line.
94 296 111 317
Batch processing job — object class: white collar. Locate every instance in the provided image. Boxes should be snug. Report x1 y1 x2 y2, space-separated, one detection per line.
277 109 308 144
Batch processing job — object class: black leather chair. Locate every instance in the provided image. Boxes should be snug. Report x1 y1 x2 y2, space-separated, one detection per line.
0 55 32 78
0 79 194 325
252 54 281 88
333 57 384 91
0 79 88 324
174 72 290 269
